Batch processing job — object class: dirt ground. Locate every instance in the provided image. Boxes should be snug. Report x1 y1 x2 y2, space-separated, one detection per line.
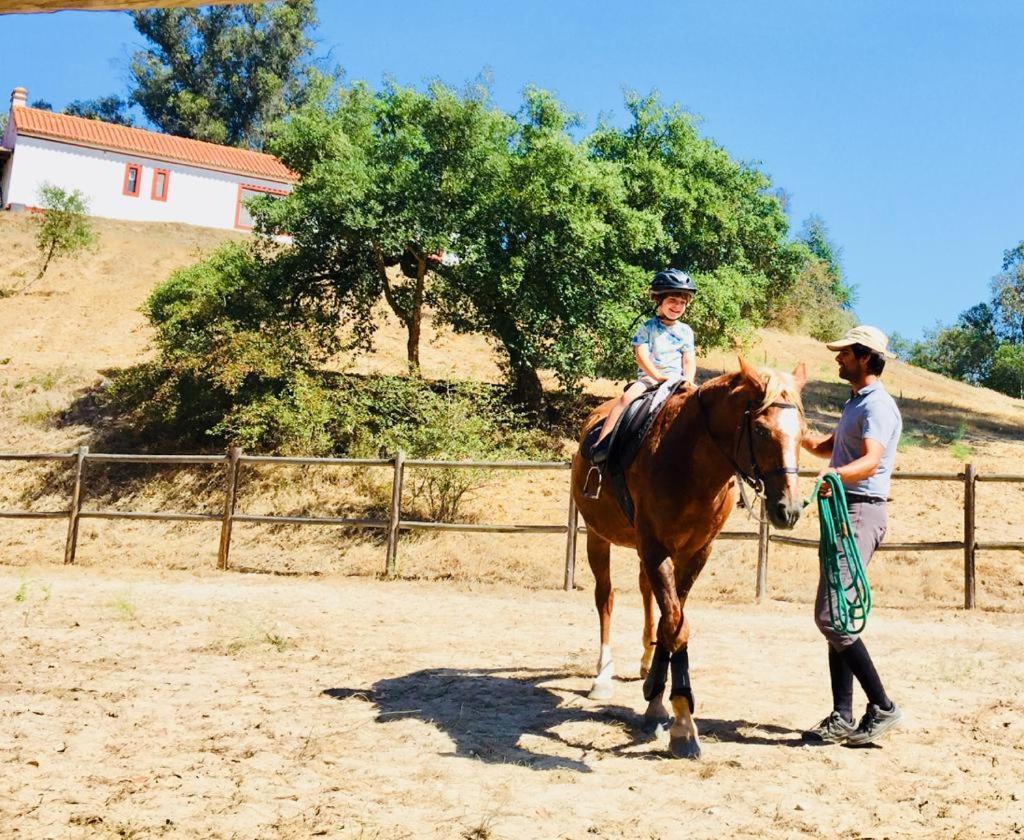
2 565 1023 839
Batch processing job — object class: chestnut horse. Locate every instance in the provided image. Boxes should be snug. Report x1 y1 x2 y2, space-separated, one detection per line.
571 358 807 758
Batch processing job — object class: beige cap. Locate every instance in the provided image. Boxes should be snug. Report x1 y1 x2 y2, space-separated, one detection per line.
825 325 892 358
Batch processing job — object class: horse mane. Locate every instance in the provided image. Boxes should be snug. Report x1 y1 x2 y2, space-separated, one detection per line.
697 365 804 413
757 367 804 412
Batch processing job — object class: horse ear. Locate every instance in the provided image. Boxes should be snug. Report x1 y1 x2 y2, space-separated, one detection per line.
738 355 764 388
792 362 807 392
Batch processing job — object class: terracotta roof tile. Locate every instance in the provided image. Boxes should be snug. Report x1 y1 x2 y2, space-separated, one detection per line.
12 107 296 183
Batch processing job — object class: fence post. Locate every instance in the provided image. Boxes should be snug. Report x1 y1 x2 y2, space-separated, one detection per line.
217 446 242 571
63 445 88 565
963 463 976 609
563 490 579 591
385 449 405 579
756 496 769 602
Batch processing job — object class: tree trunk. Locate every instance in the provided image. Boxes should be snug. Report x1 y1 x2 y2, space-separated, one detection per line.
37 241 57 280
509 361 545 414
374 243 426 374
493 314 544 413
406 255 426 373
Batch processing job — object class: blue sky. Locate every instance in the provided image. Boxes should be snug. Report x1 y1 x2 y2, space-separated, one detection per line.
3 0 1023 341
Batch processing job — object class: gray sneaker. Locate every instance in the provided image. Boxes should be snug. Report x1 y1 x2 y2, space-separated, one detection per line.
803 710 856 743
846 702 903 746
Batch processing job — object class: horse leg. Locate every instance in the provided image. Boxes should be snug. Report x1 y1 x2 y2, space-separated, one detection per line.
639 551 679 731
666 545 711 759
586 530 616 701
668 624 701 759
638 565 658 679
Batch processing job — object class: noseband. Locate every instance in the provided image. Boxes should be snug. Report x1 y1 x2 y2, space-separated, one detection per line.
696 386 801 498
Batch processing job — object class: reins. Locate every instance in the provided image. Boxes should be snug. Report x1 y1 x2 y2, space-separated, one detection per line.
695 385 800 500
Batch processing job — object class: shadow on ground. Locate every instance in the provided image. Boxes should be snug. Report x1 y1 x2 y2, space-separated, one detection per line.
324 667 804 771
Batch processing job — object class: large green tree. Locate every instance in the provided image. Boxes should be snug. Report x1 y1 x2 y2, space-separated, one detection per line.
796 214 853 309
907 303 999 384
904 240 1024 398
63 96 135 126
136 81 816 442
435 88 659 407
262 79 512 370
588 93 807 352
991 241 1024 344
129 0 318 148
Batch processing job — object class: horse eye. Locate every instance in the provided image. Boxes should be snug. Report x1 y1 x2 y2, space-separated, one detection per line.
755 425 772 439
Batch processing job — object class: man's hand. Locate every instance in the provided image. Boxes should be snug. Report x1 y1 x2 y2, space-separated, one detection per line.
817 466 839 497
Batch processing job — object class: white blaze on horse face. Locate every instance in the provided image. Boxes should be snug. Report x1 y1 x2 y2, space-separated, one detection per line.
777 406 802 491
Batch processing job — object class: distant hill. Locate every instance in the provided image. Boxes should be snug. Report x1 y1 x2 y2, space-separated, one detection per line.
2 213 1022 452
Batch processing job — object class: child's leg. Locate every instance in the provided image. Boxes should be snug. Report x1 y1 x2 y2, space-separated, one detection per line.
597 380 650 443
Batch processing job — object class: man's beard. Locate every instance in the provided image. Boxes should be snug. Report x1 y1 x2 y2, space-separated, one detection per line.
838 363 854 382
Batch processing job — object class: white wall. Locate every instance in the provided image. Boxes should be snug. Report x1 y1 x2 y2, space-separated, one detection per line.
4 133 291 231
0 119 15 208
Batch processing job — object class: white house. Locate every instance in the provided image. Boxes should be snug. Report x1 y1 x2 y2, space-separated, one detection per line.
0 87 296 232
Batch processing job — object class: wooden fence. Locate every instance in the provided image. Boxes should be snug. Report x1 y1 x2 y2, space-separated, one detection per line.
2 448 1023 609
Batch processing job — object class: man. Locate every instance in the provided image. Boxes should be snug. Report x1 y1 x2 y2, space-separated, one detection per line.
801 325 904 746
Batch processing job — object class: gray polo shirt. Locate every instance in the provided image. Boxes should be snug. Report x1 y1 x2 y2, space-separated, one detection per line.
830 380 902 499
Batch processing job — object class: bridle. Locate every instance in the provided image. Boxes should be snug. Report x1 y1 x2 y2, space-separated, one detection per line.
696 385 801 500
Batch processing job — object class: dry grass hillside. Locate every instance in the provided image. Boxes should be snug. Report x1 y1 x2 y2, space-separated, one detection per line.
1 214 1023 612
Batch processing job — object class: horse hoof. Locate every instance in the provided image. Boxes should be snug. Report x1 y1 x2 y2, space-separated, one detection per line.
641 715 672 736
668 737 702 760
588 681 614 701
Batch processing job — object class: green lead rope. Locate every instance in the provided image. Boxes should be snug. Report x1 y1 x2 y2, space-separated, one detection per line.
806 473 872 635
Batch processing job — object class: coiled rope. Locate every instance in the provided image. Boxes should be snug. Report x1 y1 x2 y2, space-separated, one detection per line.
807 473 872 635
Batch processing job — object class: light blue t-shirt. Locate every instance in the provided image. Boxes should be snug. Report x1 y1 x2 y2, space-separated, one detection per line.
631 317 695 378
830 380 902 499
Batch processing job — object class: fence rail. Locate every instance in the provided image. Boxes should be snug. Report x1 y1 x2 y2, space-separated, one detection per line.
2 448 1022 608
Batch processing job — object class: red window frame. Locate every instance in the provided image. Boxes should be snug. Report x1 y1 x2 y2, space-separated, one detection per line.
234 183 289 231
151 168 170 202
122 163 142 197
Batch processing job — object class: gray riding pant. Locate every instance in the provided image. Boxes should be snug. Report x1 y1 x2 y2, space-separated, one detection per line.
814 500 888 650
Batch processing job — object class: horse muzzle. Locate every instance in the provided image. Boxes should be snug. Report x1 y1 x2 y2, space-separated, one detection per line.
767 496 803 530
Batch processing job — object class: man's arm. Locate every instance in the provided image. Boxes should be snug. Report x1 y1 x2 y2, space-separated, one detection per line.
817 438 885 496
802 430 835 460
828 438 885 485
635 344 665 381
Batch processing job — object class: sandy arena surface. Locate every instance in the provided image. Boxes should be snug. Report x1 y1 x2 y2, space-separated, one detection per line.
2 566 1023 839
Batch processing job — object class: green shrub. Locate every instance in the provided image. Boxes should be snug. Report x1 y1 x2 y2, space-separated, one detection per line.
347 377 553 522
772 257 855 341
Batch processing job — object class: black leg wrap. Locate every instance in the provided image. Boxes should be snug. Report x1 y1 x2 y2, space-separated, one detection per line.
642 643 671 701
669 648 695 713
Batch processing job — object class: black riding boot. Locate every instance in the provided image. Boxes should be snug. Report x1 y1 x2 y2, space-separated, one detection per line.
829 645 854 723
840 638 893 711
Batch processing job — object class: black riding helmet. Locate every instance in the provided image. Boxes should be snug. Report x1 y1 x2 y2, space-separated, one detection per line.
650 268 697 297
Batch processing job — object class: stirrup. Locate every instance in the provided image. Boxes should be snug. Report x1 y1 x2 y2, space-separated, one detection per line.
582 466 603 500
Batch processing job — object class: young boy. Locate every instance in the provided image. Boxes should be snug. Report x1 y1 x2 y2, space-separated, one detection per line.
595 269 697 447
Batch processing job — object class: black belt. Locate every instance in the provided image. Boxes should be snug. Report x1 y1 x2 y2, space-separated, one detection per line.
845 493 886 505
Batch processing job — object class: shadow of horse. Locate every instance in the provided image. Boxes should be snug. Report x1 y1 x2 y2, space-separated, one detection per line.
324 668 805 772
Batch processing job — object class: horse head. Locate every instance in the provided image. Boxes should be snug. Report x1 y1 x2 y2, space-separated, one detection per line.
735 357 807 529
